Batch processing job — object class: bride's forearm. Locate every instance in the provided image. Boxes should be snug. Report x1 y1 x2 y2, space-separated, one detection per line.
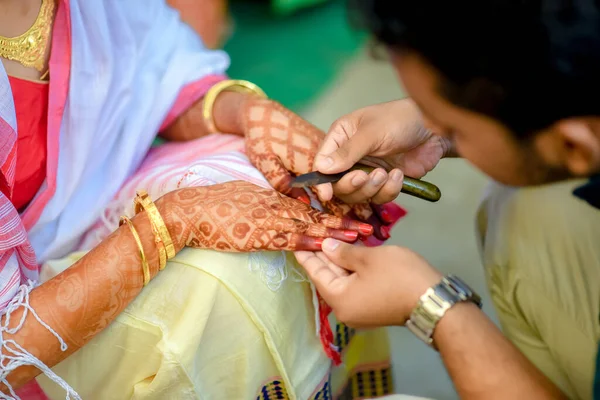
160 91 248 141
2 205 168 389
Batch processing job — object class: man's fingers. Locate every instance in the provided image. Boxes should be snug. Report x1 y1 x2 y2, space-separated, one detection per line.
315 251 351 277
294 251 350 294
371 169 404 204
321 239 368 270
330 170 369 197
335 168 388 204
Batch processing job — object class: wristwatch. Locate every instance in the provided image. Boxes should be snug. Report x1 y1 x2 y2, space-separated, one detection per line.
406 274 482 349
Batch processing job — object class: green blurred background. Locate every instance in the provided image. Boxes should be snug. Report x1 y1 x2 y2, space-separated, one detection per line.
224 0 366 112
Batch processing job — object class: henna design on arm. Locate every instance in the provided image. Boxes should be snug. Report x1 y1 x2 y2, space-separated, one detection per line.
1 213 160 390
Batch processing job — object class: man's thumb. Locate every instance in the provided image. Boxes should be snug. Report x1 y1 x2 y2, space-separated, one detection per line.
315 130 373 173
321 239 366 271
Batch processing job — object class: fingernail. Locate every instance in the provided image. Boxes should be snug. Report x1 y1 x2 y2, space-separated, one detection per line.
317 156 333 170
343 230 359 241
390 169 403 182
380 225 391 239
323 238 340 251
371 171 386 186
299 195 311 205
314 238 325 248
380 210 393 224
358 223 373 236
351 175 367 187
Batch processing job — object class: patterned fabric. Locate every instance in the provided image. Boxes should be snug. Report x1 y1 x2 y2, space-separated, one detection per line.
255 364 392 400
335 323 356 352
337 367 393 400
256 376 331 400
257 379 290 400
313 379 332 400
254 324 393 400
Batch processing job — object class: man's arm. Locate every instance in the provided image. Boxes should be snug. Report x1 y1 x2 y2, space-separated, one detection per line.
295 240 565 399
436 303 564 399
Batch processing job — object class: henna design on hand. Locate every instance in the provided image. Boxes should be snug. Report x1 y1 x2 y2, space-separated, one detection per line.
242 98 389 240
159 181 370 252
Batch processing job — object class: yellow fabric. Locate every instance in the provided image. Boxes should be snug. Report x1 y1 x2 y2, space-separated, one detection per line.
477 180 600 400
36 248 393 399
331 327 393 398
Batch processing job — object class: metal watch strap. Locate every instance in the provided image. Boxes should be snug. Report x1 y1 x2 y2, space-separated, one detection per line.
406 274 482 349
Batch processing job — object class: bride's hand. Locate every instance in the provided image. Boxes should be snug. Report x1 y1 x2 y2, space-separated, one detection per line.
157 181 372 252
241 98 395 240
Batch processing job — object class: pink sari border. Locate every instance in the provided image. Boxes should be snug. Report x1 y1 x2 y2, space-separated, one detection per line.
21 0 72 231
158 74 227 132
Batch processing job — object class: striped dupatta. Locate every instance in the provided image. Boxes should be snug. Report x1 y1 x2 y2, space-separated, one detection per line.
0 66 38 310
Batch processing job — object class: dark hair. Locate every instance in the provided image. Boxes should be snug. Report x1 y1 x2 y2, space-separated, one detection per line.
349 0 600 138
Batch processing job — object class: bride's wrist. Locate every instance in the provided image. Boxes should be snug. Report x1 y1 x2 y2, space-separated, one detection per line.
155 192 188 254
205 79 268 135
212 90 248 135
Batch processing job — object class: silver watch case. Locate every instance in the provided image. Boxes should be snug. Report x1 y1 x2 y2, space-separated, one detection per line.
406 274 482 348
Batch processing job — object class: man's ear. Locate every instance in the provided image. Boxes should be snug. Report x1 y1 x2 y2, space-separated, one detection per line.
552 119 600 176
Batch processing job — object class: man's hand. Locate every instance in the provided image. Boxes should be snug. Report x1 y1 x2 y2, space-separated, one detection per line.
295 239 442 328
297 240 567 399
242 97 405 240
314 99 453 204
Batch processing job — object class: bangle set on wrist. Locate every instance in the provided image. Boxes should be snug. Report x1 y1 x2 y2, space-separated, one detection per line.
119 190 175 286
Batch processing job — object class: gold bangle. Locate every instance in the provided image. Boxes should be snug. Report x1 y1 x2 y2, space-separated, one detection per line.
151 223 167 271
139 192 167 270
120 216 151 286
134 190 176 260
202 79 267 134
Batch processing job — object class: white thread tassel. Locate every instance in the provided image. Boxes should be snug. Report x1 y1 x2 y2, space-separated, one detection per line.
0 281 80 400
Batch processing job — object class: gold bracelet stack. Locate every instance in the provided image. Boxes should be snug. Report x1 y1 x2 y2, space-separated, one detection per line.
134 190 175 270
202 79 267 134
119 217 151 286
